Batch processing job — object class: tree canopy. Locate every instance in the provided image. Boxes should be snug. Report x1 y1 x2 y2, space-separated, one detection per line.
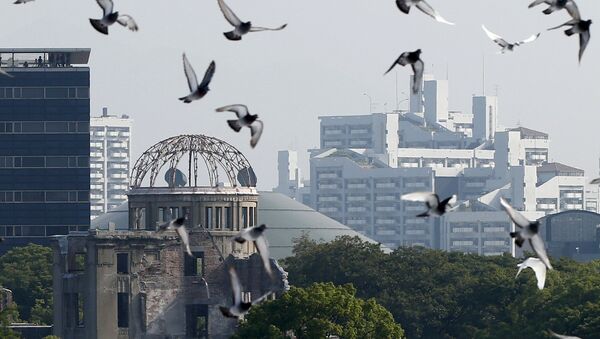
232 282 405 339
0 244 53 324
281 235 600 339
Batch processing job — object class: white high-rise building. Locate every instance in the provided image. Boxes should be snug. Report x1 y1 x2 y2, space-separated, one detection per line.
424 79 449 126
90 107 132 220
472 95 498 142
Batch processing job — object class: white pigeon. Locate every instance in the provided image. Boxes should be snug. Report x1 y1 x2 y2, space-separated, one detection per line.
481 25 540 53
234 224 273 278
216 105 263 148
516 257 547 290
395 0 455 25
548 330 582 339
384 49 424 94
500 198 553 269
89 0 138 35
157 217 192 257
401 192 457 217
590 178 600 185
217 0 287 41
0 69 14 78
220 266 271 318
179 54 216 103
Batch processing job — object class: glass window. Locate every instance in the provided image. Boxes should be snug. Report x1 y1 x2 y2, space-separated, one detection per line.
184 252 204 276
5 123 12 132
77 87 89 99
46 156 69 167
77 122 89 133
68 88 76 98
168 207 179 219
45 121 69 133
117 253 129 274
205 207 212 228
77 191 89 202
46 191 69 202
21 122 44 133
77 156 89 168
241 207 248 229
13 123 21 133
21 226 45 236
45 87 69 98
185 304 208 338
225 207 232 230
13 88 21 98
117 292 129 328
158 207 166 222
22 191 44 202
46 226 69 236
215 207 222 229
0 88 5 99
21 87 44 98
134 208 146 230
21 157 44 167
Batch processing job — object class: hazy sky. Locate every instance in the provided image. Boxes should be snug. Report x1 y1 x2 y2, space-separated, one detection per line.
2 0 599 189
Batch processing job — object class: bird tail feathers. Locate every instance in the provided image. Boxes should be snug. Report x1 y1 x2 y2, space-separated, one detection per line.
227 120 243 132
416 211 429 218
224 31 242 41
89 19 109 35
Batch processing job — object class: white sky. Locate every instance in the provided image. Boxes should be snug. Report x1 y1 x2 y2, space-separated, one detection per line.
2 0 599 189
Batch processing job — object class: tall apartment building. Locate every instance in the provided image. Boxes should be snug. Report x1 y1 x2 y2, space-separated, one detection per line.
0 48 91 254
90 107 132 220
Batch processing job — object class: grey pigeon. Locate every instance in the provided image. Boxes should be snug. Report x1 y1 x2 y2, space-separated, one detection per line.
157 217 192 257
500 198 553 269
234 224 272 278
218 0 287 41
482 25 540 53
220 266 271 318
401 192 457 217
13 0 35 4
384 49 424 94
216 104 263 148
396 0 454 25
548 8 591 63
179 54 215 103
529 0 580 19
89 0 138 35
590 178 600 185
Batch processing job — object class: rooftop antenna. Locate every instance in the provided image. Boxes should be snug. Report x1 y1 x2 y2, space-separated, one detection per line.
494 84 500 97
482 54 486 96
446 62 449 81
395 69 399 111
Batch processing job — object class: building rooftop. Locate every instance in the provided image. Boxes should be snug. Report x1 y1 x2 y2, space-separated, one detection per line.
509 126 548 140
0 48 90 68
537 162 584 176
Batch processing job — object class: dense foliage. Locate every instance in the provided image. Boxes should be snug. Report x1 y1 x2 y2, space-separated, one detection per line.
233 282 405 339
282 235 600 339
0 303 20 339
0 244 53 324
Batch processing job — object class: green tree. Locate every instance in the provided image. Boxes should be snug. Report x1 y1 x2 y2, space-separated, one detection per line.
232 282 404 339
0 244 53 322
0 303 21 339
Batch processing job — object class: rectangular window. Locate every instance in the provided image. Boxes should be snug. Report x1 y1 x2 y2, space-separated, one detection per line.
185 304 208 339
22 191 44 202
21 122 44 133
117 253 129 274
168 207 179 220
77 87 90 99
158 207 166 222
77 122 90 133
134 208 146 230
46 121 69 133
241 207 248 228
77 292 84 326
225 207 232 229
117 292 129 328
184 252 204 277
45 87 69 98
215 207 222 229
21 87 44 98
46 191 69 202
249 207 255 227
46 156 69 167
21 157 45 167
205 207 212 228
65 293 73 328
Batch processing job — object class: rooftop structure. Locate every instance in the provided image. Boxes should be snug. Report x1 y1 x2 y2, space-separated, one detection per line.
0 48 90 69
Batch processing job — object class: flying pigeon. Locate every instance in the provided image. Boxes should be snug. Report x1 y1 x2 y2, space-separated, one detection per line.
0 69 13 78
157 217 192 257
89 0 138 35
590 178 600 185
384 49 424 94
179 54 215 103
220 266 271 318
13 0 35 4
395 0 455 25
216 104 263 148
401 192 457 217
528 0 580 19
516 257 547 290
548 330 582 339
500 198 553 269
548 12 592 63
481 25 540 53
217 0 287 41
234 224 273 278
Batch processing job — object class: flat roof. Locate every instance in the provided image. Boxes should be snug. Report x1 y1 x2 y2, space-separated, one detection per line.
0 48 90 64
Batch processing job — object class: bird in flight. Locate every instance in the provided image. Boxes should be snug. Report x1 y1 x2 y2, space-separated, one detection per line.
13 0 35 4
216 104 264 148
384 49 424 95
179 54 216 103
217 0 287 41
516 257 547 290
401 192 457 217
220 266 272 318
234 224 273 278
528 0 580 18
395 0 455 25
547 5 591 63
500 198 553 270
89 0 138 35
0 69 14 78
157 217 193 257
481 25 540 53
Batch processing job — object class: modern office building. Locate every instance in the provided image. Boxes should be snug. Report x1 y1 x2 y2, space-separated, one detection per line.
90 107 132 220
0 48 91 254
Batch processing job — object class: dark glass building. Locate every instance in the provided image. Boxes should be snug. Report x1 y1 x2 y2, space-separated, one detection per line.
0 48 91 254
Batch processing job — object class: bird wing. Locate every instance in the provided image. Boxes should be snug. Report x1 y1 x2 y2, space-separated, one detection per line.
396 0 412 14
175 225 193 257
528 0 551 8
117 15 138 31
215 104 249 119
251 292 272 306
254 236 273 278
0 69 14 78
526 257 547 290
443 195 458 212
397 52 411 66
500 198 532 228
228 267 243 306
182 53 199 92
218 0 242 27
411 59 424 95
590 178 600 185
384 60 399 75
250 120 264 148
517 32 541 45
548 330 581 339
96 0 113 16
199 61 216 89
416 0 455 25
565 1 580 20
578 29 590 63
547 19 577 31
515 262 526 278
401 191 438 209
529 234 553 269
481 25 509 48
249 24 288 32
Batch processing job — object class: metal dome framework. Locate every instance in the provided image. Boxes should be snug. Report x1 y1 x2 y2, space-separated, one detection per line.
130 134 255 188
